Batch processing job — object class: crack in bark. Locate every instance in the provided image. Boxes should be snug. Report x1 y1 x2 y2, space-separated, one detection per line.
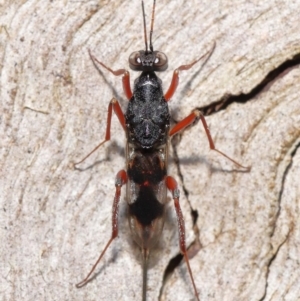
159 253 184 300
276 140 300 226
268 139 300 237
198 52 300 116
259 141 300 301
258 231 290 301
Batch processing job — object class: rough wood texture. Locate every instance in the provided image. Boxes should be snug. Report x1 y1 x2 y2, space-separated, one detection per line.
1 1 299 300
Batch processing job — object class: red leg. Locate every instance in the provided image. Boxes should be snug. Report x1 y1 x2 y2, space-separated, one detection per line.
88 49 133 100
164 42 216 101
76 170 127 288
166 176 200 301
74 98 126 166
169 109 250 170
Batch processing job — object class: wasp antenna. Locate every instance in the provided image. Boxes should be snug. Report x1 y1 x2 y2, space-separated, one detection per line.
141 0 149 53
149 0 156 52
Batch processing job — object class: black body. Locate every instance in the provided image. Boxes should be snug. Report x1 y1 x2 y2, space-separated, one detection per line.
125 68 170 234
125 71 170 149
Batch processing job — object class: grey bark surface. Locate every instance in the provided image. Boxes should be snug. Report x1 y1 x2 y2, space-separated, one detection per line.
1 1 300 301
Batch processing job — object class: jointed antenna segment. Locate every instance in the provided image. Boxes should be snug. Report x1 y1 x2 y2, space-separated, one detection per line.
149 0 156 52
141 0 148 52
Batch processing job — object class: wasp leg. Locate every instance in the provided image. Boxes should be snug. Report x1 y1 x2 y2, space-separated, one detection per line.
74 98 126 166
169 109 250 170
164 42 216 101
88 49 133 100
166 176 200 301
76 170 127 288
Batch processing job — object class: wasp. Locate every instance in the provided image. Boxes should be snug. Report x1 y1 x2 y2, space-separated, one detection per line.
75 1 249 300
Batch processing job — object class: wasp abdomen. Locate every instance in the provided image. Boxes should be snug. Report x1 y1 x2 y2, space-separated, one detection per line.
129 185 164 226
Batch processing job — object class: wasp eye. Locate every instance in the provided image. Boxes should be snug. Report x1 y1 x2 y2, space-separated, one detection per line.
153 51 168 71
129 51 144 70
